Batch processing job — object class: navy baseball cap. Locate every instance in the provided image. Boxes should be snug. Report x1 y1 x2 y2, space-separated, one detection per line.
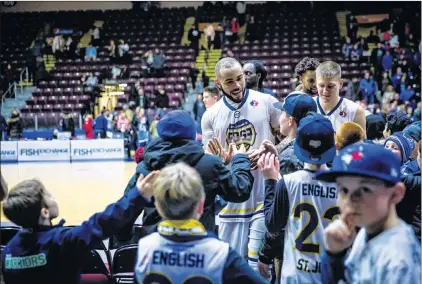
315 143 401 185
157 110 197 141
294 112 336 165
273 92 317 122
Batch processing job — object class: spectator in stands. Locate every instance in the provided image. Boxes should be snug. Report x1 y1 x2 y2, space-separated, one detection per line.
107 39 117 62
383 111 413 139
0 114 7 141
52 35 65 58
63 36 75 59
236 1 247 26
203 86 220 109
118 39 130 63
346 77 361 102
382 50 394 76
246 15 258 42
384 131 414 165
231 17 240 42
120 110 254 239
2 64 15 98
188 24 200 57
342 37 353 58
202 67 210 88
86 73 98 88
401 124 421 174
82 113 94 139
133 108 149 147
294 57 320 97
7 110 22 141
149 114 160 139
94 109 108 139
204 24 216 50
195 76 204 95
117 111 131 133
366 114 386 144
390 33 400 48
154 86 169 117
243 60 276 97
371 43 385 76
123 104 134 122
80 73 88 87
193 94 206 123
92 26 100 46
400 83 416 104
1 174 154 284
367 30 379 44
189 63 200 86
84 43 97 61
152 48 165 77
59 111 75 137
379 71 392 93
382 84 396 109
359 71 377 105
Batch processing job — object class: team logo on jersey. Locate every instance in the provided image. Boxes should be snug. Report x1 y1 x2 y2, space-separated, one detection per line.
226 119 256 150
339 111 347 117
250 100 259 107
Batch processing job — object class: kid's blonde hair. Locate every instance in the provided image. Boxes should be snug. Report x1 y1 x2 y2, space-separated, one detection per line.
153 162 204 220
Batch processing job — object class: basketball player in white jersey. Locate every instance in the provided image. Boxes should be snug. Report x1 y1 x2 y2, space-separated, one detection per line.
315 61 366 132
201 57 281 270
259 112 338 284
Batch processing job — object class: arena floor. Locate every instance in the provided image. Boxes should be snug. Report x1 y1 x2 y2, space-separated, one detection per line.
1 161 137 226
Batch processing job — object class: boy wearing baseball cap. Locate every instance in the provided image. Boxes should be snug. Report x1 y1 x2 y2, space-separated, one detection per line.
316 143 421 283
259 112 338 283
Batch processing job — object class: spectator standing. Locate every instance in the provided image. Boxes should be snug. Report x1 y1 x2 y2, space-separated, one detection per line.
382 84 396 109
118 39 130 63
204 24 216 51
107 40 117 63
117 111 131 133
83 114 94 139
193 94 206 123
231 17 240 43
188 24 201 57
154 86 169 117
189 63 200 86
59 112 75 137
92 26 100 46
382 50 394 76
6 110 23 141
152 48 165 77
84 43 97 61
0 114 7 141
359 71 377 105
149 115 160 139
94 109 108 138
236 1 247 26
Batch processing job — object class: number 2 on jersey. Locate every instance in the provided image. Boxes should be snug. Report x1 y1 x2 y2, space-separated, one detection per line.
293 203 340 254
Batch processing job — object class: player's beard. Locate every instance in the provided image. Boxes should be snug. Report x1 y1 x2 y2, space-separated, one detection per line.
221 87 244 103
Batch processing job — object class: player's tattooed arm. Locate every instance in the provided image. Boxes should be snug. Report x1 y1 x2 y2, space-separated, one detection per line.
275 136 290 154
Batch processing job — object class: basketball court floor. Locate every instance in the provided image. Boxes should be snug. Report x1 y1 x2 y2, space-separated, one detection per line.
1 161 138 226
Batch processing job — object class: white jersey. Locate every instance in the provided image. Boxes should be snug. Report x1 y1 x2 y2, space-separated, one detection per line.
314 96 359 132
282 170 338 284
135 220 230 284
202 89 281 222
344 220 421 284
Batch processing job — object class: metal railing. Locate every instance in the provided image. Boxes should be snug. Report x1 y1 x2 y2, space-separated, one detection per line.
19 67 28 94
1 82 17 114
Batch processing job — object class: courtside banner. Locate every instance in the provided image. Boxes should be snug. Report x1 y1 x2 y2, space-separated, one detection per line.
70 139 124 161
18 140 71 162
0 141 18 162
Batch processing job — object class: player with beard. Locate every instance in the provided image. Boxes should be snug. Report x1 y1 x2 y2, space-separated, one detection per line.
294 57 320 97
201 57 281 271
315 61 366 132
243 60 276 97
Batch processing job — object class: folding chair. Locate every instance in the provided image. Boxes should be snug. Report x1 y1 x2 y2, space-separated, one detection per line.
112 245 138 284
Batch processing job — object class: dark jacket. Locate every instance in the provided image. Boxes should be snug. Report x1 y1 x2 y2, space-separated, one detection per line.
154 92 169 108
122 137 254 235
0 114 7 132
2 188 148 284
259 139 303 265
400 170 421 240
60 114 75 136
94 114 108 132
7 113 23 139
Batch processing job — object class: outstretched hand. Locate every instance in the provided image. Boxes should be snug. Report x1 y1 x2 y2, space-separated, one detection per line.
136 171 160 199
258 152 280 180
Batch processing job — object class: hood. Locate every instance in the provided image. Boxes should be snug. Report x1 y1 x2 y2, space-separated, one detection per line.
143 138 205 170
366 114 386 141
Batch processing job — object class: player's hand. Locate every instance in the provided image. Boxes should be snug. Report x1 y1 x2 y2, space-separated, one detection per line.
258 152 280 180
324 213 357 254
231 143 246 155
136 171 160 199
246 149 263 170
257 260 271 279
259 139 278 157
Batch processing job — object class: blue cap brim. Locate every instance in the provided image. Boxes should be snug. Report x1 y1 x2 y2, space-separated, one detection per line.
315 169 400 184
294 142 336 165
273 102 285 111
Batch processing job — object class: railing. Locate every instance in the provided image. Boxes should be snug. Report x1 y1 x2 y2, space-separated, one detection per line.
19 67 28 94
1 82 17 114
